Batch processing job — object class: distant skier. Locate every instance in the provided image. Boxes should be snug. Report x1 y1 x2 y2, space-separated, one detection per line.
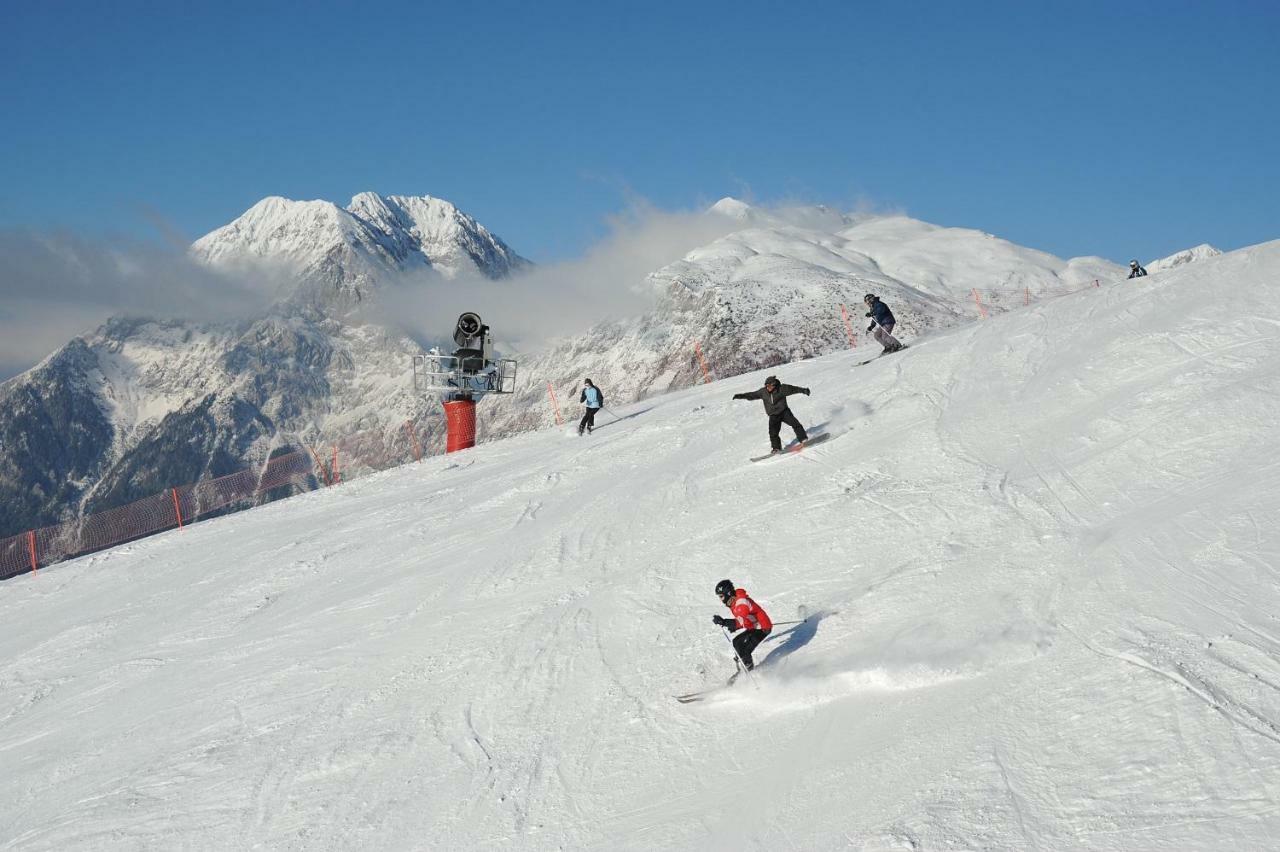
712 579 773 672
1128 260 1148 279
578 378 604 435
732 375 810 454
864 293 904 354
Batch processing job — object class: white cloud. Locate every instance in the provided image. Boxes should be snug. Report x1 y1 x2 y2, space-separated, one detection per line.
0 195 897 381
0 230 277 381
367 200 744 353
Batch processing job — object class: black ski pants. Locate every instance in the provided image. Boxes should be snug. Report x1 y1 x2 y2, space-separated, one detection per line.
768 409 808 450
579 407 600 434
733 628 770 670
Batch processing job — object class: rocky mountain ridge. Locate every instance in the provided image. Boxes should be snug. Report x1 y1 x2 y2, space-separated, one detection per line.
1 192 521 538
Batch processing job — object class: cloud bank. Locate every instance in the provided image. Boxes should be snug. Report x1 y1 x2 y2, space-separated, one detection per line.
0 231 278 381
0 195 883 381
367 201 744 355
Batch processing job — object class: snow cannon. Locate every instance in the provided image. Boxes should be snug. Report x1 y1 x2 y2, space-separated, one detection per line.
452 312 490 374
411 312 518 454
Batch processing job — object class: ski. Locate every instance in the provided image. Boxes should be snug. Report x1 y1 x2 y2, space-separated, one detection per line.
677 604 809 704
750 432 830 462
675 665 746 703
675 675 744 703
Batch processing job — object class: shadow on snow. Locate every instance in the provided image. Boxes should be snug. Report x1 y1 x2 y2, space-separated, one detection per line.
590 406 655 431
760 609 831 671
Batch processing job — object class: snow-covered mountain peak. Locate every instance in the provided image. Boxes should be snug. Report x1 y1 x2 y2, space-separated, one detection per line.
708 196 756 220
367 193 525 279
838 214 943 240
1149 243 1223 273
192 196 362 265
344 191 466 235
831 216 1124 296
346 190 396 214
706 197 854 233
190 191 528 309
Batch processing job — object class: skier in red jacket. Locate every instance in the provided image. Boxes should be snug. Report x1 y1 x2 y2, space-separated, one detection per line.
712 579 773 672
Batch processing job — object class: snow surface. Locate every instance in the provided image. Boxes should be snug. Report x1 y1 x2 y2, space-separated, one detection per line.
5 240 1280 849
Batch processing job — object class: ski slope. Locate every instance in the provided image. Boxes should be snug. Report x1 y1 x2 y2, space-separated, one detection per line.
4 242 1280 849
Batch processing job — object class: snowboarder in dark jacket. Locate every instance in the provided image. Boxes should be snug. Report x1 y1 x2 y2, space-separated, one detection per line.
578 379 604 435
1128 260 1148 279
732 375 810 453
864 293 904 354
712 579 773 673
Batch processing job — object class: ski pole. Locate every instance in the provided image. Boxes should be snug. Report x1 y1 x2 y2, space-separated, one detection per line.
721 626 759 688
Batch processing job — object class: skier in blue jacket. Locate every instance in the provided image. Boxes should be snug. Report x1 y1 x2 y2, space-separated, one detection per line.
864 293 904 354
579 379 604 435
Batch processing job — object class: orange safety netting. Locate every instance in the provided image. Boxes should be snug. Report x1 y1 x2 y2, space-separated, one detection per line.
970 279 1105 316
1 424 429 581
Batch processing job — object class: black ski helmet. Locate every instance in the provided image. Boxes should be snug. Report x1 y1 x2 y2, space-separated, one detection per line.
764 375 779 388
864 293 877 302
584 378 594 385
1129 260 1139 267
715 579 735 601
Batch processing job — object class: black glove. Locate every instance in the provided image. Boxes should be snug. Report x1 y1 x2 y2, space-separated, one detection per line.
732 393 746 400
802 387 811 396
865 311 873 318
713 615 733 628
867 323 875 332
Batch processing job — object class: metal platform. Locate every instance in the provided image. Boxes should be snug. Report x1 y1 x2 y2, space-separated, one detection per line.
412 354 518 396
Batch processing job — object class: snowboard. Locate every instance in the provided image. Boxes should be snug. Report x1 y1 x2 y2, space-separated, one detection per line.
750 431 830 463
853 343 908 367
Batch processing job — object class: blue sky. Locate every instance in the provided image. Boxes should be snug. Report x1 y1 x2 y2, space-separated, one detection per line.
1 0 1277 263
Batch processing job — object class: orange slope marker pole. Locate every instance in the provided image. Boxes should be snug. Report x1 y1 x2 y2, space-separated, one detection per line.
840 304 858 348
694 341 713 383
546 382 564 426
307 445 330 486
972 288 989 319
404 421 422 462
171 488 184 529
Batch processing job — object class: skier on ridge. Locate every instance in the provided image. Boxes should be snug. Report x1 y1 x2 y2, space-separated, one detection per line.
732 375 811 454
578 378 604 435
864 293 904 355
1128 259 1148 279
713 579 773 673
